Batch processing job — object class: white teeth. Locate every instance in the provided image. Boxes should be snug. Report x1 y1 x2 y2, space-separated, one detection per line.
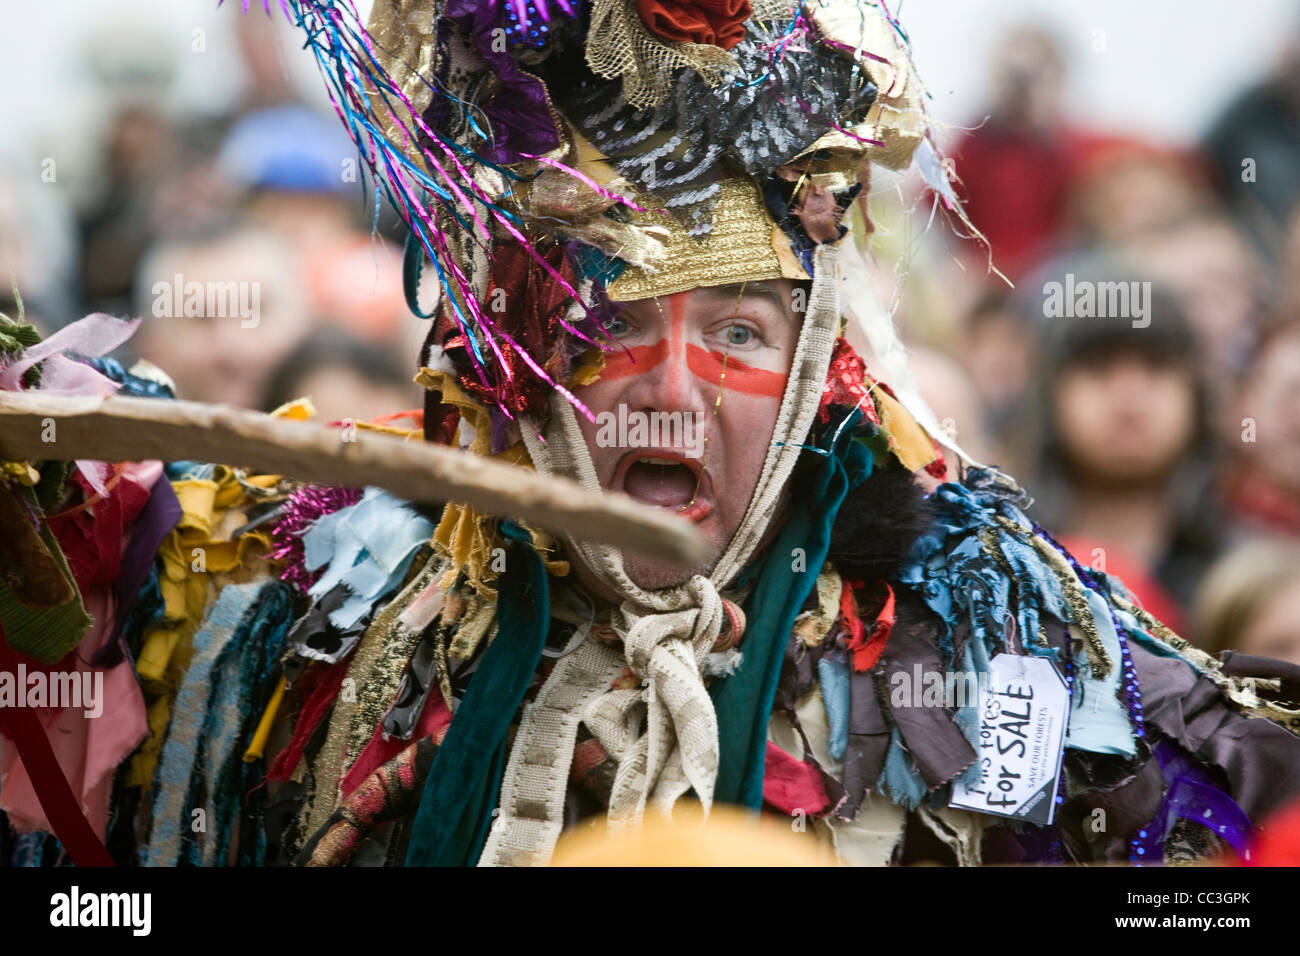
639 457 680 466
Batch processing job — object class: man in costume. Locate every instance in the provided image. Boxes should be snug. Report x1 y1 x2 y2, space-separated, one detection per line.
4 0 1300 867
282 0 1300 867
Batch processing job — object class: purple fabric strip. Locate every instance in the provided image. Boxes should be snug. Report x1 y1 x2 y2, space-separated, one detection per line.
442 0 562 163
1132 740 1253 862
94 477 182 666
1155 739 1253 854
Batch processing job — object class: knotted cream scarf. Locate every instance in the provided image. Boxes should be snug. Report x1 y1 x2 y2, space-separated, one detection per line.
479 245 842 865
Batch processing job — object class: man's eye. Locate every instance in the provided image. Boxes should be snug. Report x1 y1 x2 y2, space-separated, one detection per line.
603 314 630 336
724 325 754 347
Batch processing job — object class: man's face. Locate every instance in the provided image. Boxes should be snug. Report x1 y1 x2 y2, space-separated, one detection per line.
572 280 803 590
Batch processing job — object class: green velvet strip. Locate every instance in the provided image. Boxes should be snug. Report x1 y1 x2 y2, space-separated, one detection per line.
403 521 550 865
711 413 874 809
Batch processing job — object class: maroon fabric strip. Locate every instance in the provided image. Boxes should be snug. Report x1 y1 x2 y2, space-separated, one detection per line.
0 636 115 866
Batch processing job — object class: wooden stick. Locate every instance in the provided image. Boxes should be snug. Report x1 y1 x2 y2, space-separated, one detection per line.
0 392 709 564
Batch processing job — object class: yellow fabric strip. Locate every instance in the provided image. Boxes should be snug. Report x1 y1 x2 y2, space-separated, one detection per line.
871 384 938 473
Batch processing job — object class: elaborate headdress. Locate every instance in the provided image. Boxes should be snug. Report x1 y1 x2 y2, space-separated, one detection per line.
278 0 957 427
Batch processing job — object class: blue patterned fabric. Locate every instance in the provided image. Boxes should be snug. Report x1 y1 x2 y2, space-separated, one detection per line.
892 468 1150 802
142 581 285 866
201 581 295 866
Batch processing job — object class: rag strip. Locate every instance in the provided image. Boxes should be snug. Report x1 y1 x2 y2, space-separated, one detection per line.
142 581 273 866
480 245 842 865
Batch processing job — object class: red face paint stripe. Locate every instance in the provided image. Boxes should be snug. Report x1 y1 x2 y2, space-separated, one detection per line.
592 293 786 399
596 341 788 398
597 339 671 380
686 345 788 399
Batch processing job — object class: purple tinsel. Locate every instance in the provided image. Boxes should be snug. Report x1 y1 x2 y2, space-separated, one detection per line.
267 484 364 593
225 0 292 21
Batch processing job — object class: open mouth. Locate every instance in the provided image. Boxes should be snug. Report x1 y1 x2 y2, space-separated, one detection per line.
614 451 714 523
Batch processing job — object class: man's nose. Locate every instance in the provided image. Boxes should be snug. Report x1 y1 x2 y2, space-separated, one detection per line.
624 343 712 419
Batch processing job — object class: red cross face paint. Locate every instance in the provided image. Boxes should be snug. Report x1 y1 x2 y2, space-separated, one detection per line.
572 279 804 591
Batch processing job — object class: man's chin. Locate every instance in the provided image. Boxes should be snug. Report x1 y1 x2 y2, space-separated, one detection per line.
623 555 711 592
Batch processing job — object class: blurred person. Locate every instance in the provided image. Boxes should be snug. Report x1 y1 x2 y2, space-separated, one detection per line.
957 288 1037 475
1224 321 1300 539
1203 34 1300 251
948 24 1079 279
1121 210 1268 400
132 226 311 408
1028 265 1222 630
261 325 421 423
147 115 243 242
1196 539 1300 667
1067 139 1211 247
218 104 412 358
77 103 179 317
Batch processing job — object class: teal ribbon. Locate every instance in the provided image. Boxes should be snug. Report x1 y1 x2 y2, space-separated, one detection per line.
404 521 550 866
403 230 439 320
711 410 874 809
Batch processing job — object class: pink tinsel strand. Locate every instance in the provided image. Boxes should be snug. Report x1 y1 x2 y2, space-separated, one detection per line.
244 0 603 421
324 0 603 346
518 154 646 213
267 484 364 593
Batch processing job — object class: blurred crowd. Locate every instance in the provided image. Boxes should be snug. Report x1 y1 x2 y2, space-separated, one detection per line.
1 15 1298 665
0 14 424 424
907 24 1300 666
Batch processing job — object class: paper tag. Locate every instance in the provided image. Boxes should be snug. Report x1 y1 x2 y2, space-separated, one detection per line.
949 654 1069 826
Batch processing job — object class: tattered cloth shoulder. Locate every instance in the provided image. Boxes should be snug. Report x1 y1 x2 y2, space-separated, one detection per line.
294 463 1300 867
837 469 1300 863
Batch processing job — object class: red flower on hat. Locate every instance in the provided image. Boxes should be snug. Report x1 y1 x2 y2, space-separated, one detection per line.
635 0 752 50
